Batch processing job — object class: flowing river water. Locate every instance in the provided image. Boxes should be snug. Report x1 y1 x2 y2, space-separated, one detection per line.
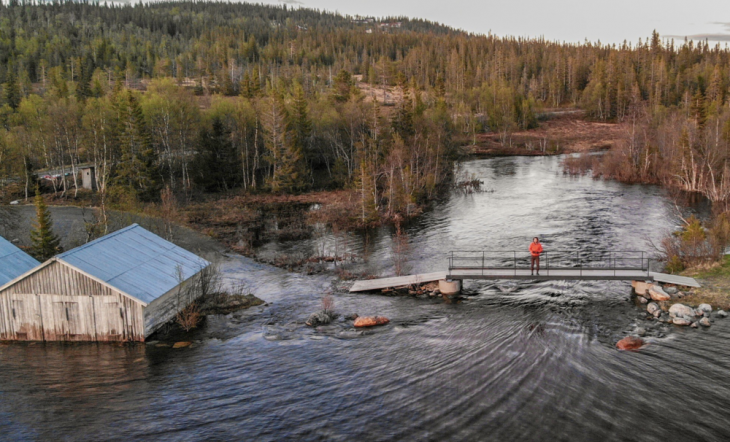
1 156 729 441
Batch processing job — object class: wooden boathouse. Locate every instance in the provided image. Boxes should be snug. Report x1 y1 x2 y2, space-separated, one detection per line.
0 224 210 342
0 236 40 287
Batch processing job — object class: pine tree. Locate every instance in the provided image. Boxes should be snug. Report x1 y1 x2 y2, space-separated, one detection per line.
4 68 21 110
29 186 61 261
264 93 307 193
240 71 252 98
195 117 240 192
250 69 261 97
690 89 707 131
332 69 353 102
289 82 312 153
113 90 160 201
392 75 414 138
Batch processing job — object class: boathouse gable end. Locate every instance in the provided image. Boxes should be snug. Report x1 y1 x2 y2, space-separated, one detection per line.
0 260 145 341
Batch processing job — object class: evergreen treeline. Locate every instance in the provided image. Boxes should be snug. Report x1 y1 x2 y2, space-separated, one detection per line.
1 1 729 224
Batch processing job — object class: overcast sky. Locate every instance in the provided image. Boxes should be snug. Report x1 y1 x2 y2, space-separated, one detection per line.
264 0 730 45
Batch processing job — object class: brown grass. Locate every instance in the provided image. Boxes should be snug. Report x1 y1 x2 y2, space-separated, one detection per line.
467 111 624 155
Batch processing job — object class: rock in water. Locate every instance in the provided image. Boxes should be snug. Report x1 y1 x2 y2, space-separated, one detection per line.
669 304 695 318
717 310 728 318
691 322 699 328
173 342 192 348
648 285 671 302
354 316 390 327
673 317 692 326
616 336 645 351
699 317 711 327
638 296 648 304
647 302 660 315
306 310 333 327
698 304 712 314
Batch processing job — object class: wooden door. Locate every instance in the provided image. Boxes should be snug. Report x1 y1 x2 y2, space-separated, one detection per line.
4 294 44 341
40 295 96 341
92 297 126 341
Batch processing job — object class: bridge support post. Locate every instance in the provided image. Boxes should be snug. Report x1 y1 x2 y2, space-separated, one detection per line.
439 279 462 296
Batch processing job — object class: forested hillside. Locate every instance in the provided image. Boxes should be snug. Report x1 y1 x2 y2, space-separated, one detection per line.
1 1 729 227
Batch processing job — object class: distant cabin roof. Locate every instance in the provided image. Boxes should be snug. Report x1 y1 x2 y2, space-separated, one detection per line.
0 236 41 287
57 224 210 304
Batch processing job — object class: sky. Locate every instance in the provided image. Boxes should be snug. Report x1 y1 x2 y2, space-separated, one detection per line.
263 0 730 45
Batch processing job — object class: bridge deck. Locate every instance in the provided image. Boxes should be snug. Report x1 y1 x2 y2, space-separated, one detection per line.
349 269 700 292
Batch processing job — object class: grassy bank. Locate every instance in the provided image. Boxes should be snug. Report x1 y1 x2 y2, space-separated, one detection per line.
680 256 730 310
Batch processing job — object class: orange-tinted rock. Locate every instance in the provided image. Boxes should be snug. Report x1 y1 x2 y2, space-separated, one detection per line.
354 316 390 327
616 336 645 351
648 286 671 302
173 341 192 348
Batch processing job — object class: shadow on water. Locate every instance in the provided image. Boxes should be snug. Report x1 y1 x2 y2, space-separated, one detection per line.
1 156 730 441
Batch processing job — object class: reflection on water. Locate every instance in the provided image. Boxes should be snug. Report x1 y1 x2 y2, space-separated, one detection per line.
1 156 730 441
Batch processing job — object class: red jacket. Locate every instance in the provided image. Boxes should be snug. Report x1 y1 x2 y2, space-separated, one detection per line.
529 242 543 257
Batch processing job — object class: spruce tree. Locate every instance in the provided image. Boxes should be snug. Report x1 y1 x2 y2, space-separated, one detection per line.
195 117 240 192
29 186 61 261
113 90 160 201
289 82 312 153
4 68 21 110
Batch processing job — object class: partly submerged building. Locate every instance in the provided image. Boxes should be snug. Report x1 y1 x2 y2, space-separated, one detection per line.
0 224 210 342
0 236 40 287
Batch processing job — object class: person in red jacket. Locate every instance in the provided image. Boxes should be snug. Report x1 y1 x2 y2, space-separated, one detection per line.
529 237 543 275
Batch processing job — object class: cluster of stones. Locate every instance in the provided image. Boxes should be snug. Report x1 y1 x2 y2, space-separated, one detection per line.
617 281 728 350
632 280 727 328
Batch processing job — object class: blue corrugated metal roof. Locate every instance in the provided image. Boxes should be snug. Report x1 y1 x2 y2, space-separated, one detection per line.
57 224 210 304
0 236 40 287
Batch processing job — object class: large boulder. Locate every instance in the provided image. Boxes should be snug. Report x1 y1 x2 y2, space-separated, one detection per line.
669 303 695 318
648 285 671 302
632 281 652 296
647 302 660 316
354 316 390 327
616 336 645 351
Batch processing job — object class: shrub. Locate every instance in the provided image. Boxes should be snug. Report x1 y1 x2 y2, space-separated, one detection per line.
176 302 201 331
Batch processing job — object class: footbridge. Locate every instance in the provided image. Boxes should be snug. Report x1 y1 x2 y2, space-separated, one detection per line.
350 250 700 293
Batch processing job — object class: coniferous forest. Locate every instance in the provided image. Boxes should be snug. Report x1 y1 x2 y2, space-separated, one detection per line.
1 1 730 228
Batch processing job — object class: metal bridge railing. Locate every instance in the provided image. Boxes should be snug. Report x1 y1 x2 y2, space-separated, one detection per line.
447 250 651 278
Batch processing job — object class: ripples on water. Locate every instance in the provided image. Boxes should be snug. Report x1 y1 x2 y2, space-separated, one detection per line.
1 156 730 441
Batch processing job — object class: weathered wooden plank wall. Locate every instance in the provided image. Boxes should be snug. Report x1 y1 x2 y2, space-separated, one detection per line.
0 261 145 342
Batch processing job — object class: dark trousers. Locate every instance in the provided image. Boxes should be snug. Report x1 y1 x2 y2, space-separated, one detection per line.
531 255 540 273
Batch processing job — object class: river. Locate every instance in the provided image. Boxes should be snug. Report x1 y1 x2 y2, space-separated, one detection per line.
1 156 729 441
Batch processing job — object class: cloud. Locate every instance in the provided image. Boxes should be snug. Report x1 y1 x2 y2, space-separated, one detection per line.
278 0 304 4
710 22 730 31
664 33 730 42
663 21 730 42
